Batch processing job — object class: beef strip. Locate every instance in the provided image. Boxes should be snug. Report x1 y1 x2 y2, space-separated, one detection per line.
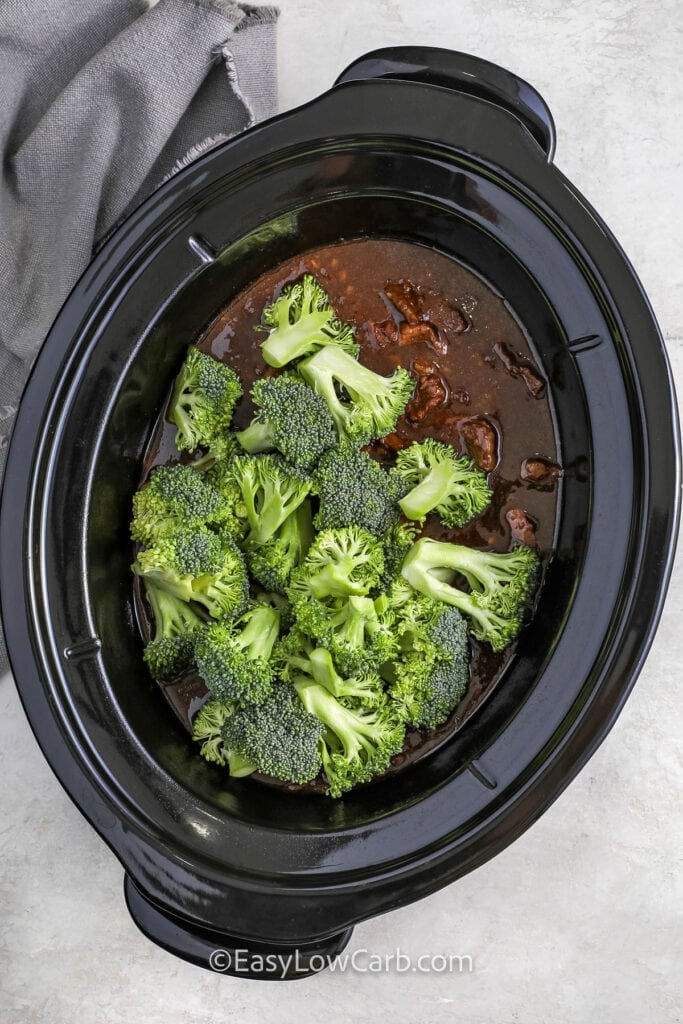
384 279 422 323
364 318 399 348
398 320 445 353
459 417 499 471
493 341 546 398
521 457 563 485
405 357 449 423
505 507 538 546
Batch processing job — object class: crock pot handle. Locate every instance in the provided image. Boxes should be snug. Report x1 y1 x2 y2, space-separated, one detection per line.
124 875 354 979
334 46 556 160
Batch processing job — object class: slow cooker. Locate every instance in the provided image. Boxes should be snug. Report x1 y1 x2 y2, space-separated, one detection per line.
0 47 679 978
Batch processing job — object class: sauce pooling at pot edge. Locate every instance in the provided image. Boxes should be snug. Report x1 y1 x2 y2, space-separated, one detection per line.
139 238 560 793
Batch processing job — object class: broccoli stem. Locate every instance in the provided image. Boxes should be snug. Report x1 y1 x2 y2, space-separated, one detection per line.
303 343 382 398
227 750 257 777
236 420 275 455
447 546 525 596
262 312 334 368
399 462 460 521
309 648 343 692
401 537 538 651
293 678 373 759
307 561 368 599
238 606 281 661
330 597 376 648
307 648 383 705
146 581 205 639
451 596 514 651
403 537 531 597
169 368 202 448
192 451 216 471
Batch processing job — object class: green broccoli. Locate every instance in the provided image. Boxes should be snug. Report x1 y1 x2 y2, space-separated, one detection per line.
133 529 249 621
401 536 540 651
203 459 249 541
386 648 469 730
286 526 384 604
417 660 470 730
253 589 296 632
392 439 493 526
293 677 405 797
313 444 407 535
222 681 325 784
379 521 420 591
275 633 385 707
271 625 315 677
299 344 415 445
260 275 358 368
141 579 205 680
191 699 256 777
194 603 281 704
192 431 242 470
393 592 468 660
384 596 470 727
168 345 242 456
231 454 313 548
246 500 314 595
309 647 386 706
236 376 337 470
130 463 226 545
294 594 398 676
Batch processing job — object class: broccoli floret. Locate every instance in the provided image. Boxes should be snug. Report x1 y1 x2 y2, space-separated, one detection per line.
253 589 296 631
394 593 467 660
232 454 313 548
293 678 405 797
294 594 398 676
313 444 407 535
385 596 470 727
168 345 243 455
392 439 493 526
379 521 420 591
401 537 540 651
275 635 385 707
236 376 337 470
246 500 314 595
204 459 249 541
133 528 220 602
287 526 384 604
130 463 226 545
141 579 205 680
191 699 256 776
260 275 358 368
308 647 386 706
387 648 469 729
194 603 281 704
417 659 469 730
271 625 315 678
193 431 242 470
299 344 415 445
222 682 325 784
133 529 249 620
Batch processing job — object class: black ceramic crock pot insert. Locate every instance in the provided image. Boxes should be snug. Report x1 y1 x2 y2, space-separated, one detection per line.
0 49 679 978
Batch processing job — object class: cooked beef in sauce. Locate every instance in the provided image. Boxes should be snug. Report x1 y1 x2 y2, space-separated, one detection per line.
138 238 560 792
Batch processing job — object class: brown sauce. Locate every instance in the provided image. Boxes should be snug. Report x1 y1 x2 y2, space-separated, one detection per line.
137 238 560 793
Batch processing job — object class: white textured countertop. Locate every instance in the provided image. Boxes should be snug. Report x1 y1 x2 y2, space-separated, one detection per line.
1 2 682 1021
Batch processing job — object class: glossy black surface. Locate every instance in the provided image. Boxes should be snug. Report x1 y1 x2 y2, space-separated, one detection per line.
124 877 353 979
0 48 679 977
335 46 557 158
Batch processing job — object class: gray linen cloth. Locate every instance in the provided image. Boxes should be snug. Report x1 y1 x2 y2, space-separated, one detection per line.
0 0 279 672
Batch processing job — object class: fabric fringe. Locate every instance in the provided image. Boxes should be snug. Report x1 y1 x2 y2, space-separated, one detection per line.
159 132 231 183
141 0 279 21
235 4 280 28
